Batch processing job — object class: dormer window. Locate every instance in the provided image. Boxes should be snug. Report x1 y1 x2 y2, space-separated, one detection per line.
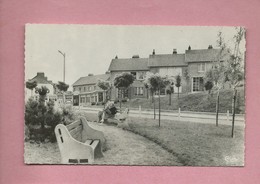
198 63 206 72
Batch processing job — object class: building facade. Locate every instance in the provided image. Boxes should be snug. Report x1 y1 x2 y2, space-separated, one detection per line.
107 46 225 99
72 74 110 106
72 46 227 103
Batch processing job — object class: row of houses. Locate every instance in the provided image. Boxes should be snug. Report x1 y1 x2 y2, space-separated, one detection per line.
25 45 227 106
72 45 226 106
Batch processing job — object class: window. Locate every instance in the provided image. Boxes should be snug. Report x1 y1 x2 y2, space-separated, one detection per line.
198 63 206 72
118 89 128 98
73 87 75 92
192 77 204 92
79 87 81 92
134 87 144 96
84 87 86 92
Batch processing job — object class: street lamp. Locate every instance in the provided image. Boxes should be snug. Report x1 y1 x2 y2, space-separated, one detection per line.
58 50 66 82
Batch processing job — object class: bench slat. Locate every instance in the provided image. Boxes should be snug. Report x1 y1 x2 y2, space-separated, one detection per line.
69 125 82 136
71 131 82 141
66 120 82 131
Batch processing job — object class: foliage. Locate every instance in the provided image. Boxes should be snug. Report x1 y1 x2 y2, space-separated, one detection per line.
25 98 62 142
35 86 50 99
26 81 37 91
56 81 69 92
204 81 214 94
97 79 111 91
114 72 135 89
175 75 181 88
60 104 75 125
97 79 111 101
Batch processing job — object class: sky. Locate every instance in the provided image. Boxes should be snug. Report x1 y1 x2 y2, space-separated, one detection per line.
25 24 245 90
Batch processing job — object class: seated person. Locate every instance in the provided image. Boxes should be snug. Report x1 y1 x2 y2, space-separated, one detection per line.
98 101 118 124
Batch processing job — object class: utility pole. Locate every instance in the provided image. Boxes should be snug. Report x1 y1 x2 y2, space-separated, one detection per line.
58 50 66 82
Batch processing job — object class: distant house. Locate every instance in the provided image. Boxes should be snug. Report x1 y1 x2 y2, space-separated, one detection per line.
72 74 110 106
108 55 150 100
25 72 57 101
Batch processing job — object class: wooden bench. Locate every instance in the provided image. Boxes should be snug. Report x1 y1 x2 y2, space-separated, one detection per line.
54 117 105 164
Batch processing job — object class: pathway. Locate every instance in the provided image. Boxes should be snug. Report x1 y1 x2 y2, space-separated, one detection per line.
89 122 181 165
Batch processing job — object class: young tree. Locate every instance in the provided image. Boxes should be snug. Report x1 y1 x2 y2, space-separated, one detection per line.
26 81 37 96
204 31 230 127
145 73 169 127
114 72 135 111
166 81 174 106
224 27 245 138
204 81 214 95
204 61 226 126
175 74 181 99
56 81 69 103
97 79 111 105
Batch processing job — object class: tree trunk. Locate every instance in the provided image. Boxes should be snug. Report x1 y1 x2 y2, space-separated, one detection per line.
153 93 156 120
147 89 149 99
159 88 161 127
231 89 237 138
120 88 122 112
168 93 171 105
178 87 179 99
216 89 220 126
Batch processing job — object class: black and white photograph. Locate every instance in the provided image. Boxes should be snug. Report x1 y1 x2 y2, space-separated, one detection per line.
24 24 245 166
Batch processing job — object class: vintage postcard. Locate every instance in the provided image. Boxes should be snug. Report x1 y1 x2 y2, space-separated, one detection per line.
24 24 245 166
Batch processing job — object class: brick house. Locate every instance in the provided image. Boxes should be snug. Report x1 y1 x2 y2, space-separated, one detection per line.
108 46 225 100
72 74 110 106
108 55 150 100
72 45 227 103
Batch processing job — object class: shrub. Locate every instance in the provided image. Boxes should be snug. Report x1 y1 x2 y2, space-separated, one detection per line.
25 98 62 142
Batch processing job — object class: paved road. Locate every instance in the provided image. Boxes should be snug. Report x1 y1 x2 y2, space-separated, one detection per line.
79 106 245 127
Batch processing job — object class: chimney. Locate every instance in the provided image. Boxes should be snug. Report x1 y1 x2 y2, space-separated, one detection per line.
172 49 177 54
152 49 155 55
208 45 213 49
88 73 93 76
188 45 191 50
37 72 44 77
115 55 118 59
132 55 140 58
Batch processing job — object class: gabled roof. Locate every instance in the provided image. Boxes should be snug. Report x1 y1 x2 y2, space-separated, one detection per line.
148 54 187 67
29 72 53 85
185 49 222 62
108 58 149 71
72 74 110 86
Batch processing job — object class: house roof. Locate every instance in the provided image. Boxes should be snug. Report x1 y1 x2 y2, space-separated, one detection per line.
29 72 53 85
72 74 110 86
185 49 222 62
148 54 187 67
108 58 149 71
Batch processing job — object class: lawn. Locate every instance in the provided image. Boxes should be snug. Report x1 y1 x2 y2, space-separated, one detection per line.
80 111 244 166
110 88 245 114
123 116 245 166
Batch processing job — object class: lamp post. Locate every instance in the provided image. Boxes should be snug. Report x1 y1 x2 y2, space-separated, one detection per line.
58 50 66 82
